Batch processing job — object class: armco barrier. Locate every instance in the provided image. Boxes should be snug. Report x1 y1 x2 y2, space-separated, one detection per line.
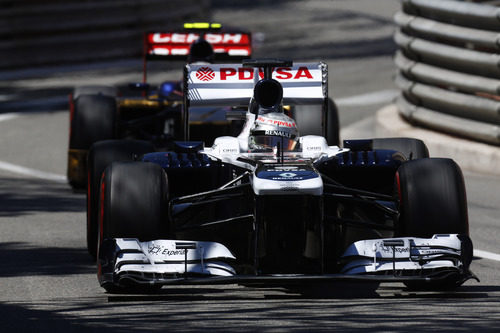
394 0 500 145
0 0 209 69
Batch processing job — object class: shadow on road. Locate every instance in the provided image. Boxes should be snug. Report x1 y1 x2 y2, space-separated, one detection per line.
0 177 84 217
2 283 499 333
0 242 94 277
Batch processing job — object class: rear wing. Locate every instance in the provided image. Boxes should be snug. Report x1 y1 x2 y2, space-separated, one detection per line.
181 61 329 140
144 31 252 60
184 62 328 107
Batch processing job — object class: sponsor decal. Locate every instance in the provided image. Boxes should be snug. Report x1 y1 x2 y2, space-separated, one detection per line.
305 146 321 151
273 166 299 171
218 66 313 81
148 244 187 256
150 33 245 44
265 130 291 138
380 245 410 254
264 166 307 172
222 148 238 153
258 170 317 181
196 67 215 81
279 172 297 178
256 116 296 128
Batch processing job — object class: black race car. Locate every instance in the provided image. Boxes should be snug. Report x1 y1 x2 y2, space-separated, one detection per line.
94 59 476 293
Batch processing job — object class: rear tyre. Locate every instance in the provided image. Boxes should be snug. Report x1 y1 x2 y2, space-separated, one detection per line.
98 162 169 293
396 158 469 290
87 140 155 258
68 94 117 188
372 137 429 160
292 98 340 146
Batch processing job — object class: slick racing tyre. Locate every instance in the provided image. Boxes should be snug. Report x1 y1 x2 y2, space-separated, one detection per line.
98 162 169 293
396 158 469 290
68 93 117 189
87 140 155 259
99 161 169 242
396 158 468 237
372 137 429 160
292 97 340 146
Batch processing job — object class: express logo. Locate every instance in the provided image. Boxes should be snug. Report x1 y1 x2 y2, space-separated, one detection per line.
196 67 215 81
148 244 186 256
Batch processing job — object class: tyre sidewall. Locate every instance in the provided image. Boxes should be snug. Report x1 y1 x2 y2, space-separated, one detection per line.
87 140 155 258
396 158 468 238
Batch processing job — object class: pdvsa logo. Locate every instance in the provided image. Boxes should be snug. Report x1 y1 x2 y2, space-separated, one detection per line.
196 67 215 81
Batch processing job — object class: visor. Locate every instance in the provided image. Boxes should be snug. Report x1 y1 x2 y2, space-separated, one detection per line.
250 135 297 151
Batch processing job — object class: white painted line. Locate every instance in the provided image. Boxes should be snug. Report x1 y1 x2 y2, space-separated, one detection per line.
0 113 19 122
474 249 500 262
0 160 67 183
336 89 399 107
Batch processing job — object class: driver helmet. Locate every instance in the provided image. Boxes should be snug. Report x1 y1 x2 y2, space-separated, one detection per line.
188 38 214 63
248 112 299 151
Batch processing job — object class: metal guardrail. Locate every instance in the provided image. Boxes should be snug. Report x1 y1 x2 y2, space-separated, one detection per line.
0 0 209 69
394 0 500 145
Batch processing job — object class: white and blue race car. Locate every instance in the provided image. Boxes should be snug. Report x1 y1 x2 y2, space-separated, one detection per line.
95 59 477 293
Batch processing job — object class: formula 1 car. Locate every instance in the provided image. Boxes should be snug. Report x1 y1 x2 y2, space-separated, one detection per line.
96 59 476 293
67 23 254 189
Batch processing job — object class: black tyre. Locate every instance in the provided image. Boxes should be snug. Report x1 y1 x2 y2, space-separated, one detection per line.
70 95 117 150
397 158 468 237
87 140 155 258
99 161 169 242
292 98 340 146
372 137 429 160
396 158 469 290
98 161 169 293
67 94 117 188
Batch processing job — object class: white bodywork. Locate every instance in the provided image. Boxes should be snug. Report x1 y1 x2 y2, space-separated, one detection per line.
113 239 236 277
342 234 466 274
201 135 347 196
109 235 468 279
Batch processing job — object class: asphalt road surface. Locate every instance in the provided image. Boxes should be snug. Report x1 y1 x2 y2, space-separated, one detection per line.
1 1 500 332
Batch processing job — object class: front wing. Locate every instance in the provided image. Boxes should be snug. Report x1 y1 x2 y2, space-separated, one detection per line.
98 235 477 290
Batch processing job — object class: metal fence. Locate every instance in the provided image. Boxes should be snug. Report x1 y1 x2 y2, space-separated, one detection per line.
0 0 209 69
394 0 500 145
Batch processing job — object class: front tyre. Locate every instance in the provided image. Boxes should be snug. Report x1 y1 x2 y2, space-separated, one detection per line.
396 158 468 237
396 158 470 290
87 140 155 258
